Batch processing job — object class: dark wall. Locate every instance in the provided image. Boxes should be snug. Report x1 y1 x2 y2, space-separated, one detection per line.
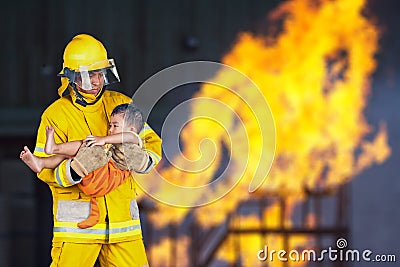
1 0 280 109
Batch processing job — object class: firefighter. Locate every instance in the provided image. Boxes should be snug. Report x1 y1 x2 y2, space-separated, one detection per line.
33 33 161 267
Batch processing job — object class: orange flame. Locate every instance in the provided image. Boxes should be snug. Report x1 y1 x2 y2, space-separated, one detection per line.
140 0 391 265
215 203 311 267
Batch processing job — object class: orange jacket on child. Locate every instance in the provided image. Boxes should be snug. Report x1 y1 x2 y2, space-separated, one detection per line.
77 160 131 229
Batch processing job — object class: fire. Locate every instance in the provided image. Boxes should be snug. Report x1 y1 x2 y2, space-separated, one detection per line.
139 0 391 265
214 202 311 267
148 236 191 267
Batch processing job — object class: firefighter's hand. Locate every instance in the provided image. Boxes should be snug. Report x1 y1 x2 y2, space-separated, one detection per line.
112 143 150 173
70 141 112 177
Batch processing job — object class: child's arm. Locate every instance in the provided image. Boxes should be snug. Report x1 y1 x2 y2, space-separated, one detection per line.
85 132 142 147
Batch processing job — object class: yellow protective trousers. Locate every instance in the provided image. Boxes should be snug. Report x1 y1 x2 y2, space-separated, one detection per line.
50 239 148 267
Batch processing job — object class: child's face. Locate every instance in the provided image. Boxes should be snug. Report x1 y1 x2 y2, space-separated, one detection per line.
109 113 125 135
109 113 137 135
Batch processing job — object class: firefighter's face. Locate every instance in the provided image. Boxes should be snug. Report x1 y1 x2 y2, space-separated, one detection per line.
75 70 105 95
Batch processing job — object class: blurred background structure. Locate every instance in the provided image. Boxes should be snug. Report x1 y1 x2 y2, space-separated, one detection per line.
0 0 398 266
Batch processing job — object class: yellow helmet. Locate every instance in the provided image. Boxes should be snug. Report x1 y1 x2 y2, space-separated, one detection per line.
57 34 120 104
62 34 108 71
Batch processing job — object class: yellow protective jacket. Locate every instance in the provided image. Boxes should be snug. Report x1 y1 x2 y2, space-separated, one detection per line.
33 88 162 244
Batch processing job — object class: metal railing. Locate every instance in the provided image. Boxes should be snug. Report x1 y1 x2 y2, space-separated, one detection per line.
143 184 350 267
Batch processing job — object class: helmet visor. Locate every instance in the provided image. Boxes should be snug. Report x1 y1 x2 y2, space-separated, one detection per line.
73 59 120 91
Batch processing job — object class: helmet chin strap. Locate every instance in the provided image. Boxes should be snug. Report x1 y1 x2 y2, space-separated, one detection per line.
71 82 106 107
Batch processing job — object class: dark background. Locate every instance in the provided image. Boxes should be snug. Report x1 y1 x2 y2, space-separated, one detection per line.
0 0 398 266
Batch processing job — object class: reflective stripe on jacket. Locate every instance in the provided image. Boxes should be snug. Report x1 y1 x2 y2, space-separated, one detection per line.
53 219 142 243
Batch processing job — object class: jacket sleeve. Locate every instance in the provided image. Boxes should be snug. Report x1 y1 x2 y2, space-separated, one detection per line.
33 111 80 187
78 161 131 197
139 122 162 173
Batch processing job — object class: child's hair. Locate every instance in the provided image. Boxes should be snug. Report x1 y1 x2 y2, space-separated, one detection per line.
111 103 144 133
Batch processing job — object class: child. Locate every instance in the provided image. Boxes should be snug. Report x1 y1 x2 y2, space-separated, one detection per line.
20 103 145 228
20 103 143 173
